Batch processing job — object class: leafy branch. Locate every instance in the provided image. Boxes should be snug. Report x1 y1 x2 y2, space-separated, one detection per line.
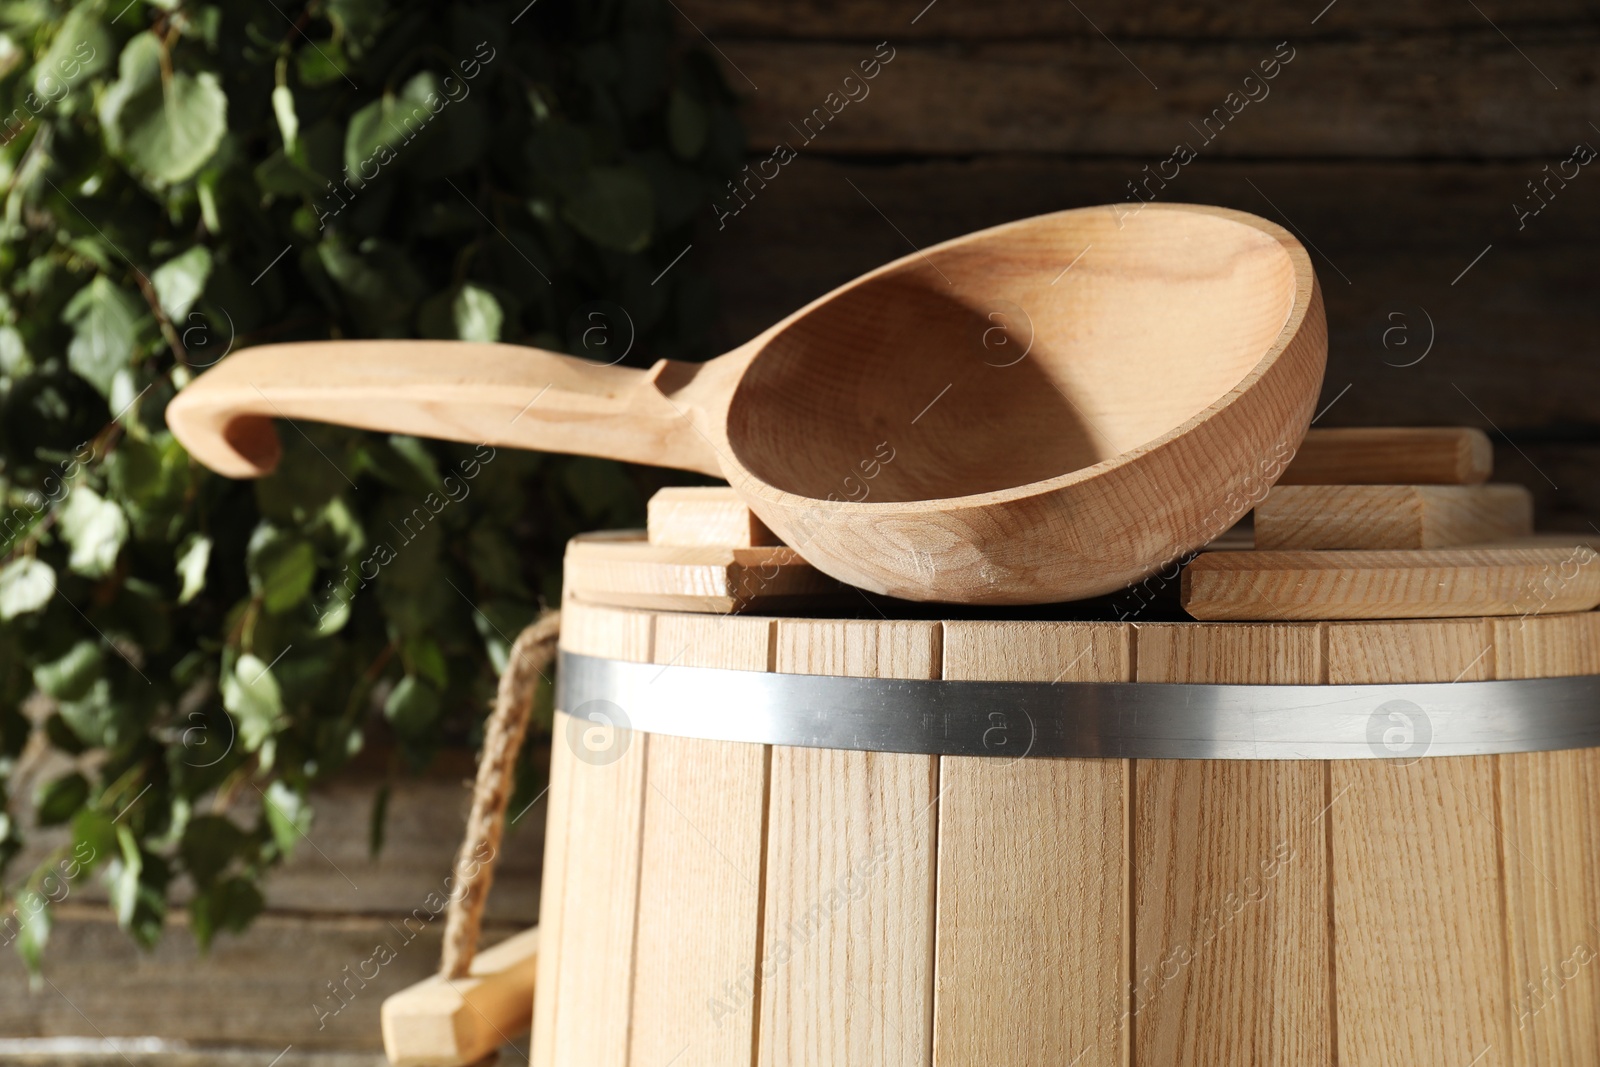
0 0 741 969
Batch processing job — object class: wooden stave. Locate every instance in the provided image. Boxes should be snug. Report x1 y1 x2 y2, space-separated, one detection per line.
534 602 1600 1067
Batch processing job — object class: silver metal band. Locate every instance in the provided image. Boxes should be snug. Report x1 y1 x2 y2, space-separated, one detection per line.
557 650 1600 760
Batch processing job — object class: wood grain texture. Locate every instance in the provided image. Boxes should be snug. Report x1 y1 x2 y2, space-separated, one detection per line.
648 486 781 547
564 532 841 614
678 0 1591 39
630 614 773 1067
547 750 649 1067
173 204 1324 607
706 173 1600 555
1494 612 1600 1067
554 598 654 661
1279 428 1494 487
935 621 1131 1067
1182 543 1600 620
1255 483 1532 550
12 750 546 925
0 904 527 1051
381 925 538 1067
1132 623 1330 1067
714 203 1322 605
165 340 725 479
264 754 543 924
758 620 940 1067
544 600 653 1067
531 600 1600 1067
705 157 1600 342
717 37 1600 158
700 157 1600 542
529 713 572 1067
1133 620 1323 682
0 1047 392 1066
1326 619 1511 1067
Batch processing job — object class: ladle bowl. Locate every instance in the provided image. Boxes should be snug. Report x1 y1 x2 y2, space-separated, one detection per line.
167 202 1325 605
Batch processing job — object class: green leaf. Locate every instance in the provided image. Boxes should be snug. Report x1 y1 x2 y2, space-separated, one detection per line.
328 0 391 46
190 876 263 951
0 557 54 620
452 284 502 343
110 824 142 928
253 423 355 522
44 713 87 755
271 85 299 151
12 889 50 979
72 809 117 868
563 167 655 252
105 582 172 662
61 277 142 397
473 599 537 674
343 71 439 180
262 779 310 857
99 34 228 186
0 325 29 375
315 238 427 333
31 7 111 101
667 87 708 159
383 674 440 737
311 587 353 637
0 0 742 969
403 635 447 689
560 456 639 525
108 433 191 542
466 526 528 598
57 486 128 578
2 371 109 456
254 148 326 200
57 679 119 749
222 654 283 752
175 534 211 605
34 640 103 703
106 824 168 947
180 814 245 887
105 433 161 501
247 524 316 614
151 247 213 322
35 772 89 826
384 435 443 491
296 39 350 87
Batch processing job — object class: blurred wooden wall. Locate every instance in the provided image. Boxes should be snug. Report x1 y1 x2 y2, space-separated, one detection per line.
685 0 1600 526
0 752 544 1063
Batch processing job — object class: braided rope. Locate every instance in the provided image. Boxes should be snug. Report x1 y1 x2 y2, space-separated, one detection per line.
439 610 561 980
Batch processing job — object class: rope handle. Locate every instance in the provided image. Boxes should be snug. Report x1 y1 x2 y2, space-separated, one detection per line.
439 610 561 980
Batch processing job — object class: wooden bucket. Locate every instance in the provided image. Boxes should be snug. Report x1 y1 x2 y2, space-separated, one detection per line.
531 598 1600 1067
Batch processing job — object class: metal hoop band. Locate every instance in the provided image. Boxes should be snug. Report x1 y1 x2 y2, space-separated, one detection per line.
557 651 1600 761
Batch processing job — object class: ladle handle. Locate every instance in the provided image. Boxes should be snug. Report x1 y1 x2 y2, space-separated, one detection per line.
165 340 725 478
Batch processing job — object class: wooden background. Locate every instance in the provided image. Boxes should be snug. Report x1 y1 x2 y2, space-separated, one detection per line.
686 0 1600 530
0 749 545 1065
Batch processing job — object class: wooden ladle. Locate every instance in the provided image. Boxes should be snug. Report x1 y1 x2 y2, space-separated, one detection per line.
167 202 1325 605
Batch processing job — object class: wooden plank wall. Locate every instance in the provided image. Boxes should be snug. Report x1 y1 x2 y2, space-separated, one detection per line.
681 0 1600 526
0 754 546 1055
